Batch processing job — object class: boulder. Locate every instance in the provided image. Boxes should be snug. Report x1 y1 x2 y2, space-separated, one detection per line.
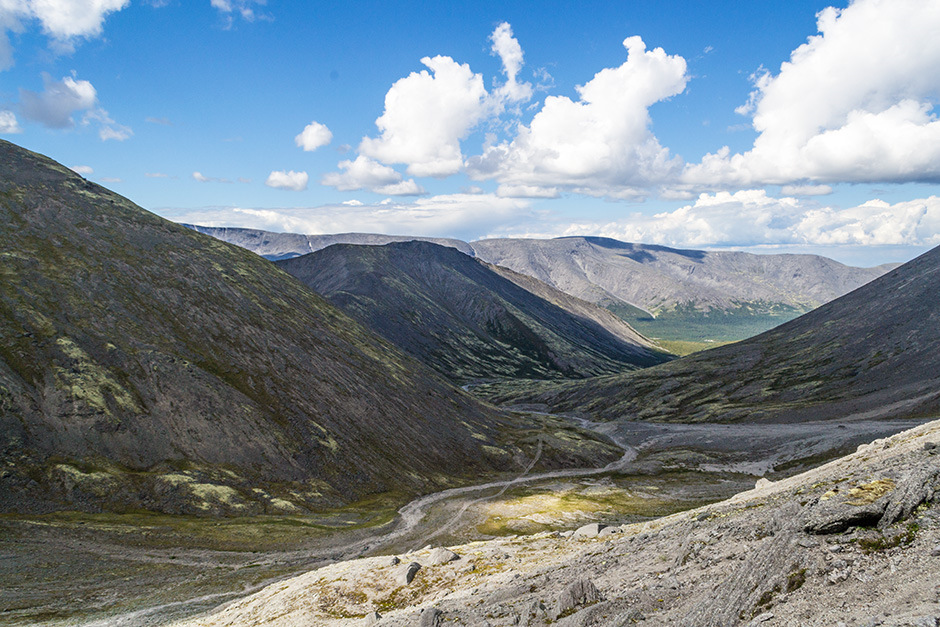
399 562 421 586
418 607 443 627
571 523 605 539
553 577 601 619
426 547 461 565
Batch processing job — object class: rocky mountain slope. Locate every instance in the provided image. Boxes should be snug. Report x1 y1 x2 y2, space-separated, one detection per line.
186 225 473 260
277 242 668 383
171 419 940 627
0 140 616 516
470 236 896 316
486 244 940 425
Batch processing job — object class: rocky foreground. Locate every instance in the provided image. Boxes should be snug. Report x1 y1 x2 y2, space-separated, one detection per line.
170 419 940 627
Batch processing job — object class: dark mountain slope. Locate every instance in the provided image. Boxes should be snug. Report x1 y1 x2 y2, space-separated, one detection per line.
185 225 474 260
277 242 669 383
489 245 940 424
0 140 588 515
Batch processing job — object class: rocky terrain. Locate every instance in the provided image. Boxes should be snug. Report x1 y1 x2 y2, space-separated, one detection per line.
0 140 618 517
483 244 940 426
169 419 940 627
277 241 668 383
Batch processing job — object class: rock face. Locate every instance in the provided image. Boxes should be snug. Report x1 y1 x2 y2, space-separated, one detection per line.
493 244 940 425
469 236 896 316
170 420 940 627
277 241 669 383
0 139 514 515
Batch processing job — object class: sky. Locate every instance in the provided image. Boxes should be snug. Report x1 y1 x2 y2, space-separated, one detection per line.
1 0 939 266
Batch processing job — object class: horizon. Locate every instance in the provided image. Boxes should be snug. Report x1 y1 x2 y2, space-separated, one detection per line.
2 0 938 267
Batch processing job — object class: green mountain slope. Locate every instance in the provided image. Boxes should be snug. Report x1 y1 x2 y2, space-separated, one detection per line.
0 140 598 515
277 242 670 383
487 245 940 424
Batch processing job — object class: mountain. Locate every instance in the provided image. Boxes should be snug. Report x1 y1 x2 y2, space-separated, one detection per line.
470 237 899 345
0 140 616 516
185 225 474 260
190 227 897 345
276 242 669 384
470 236 896 315
488 244 940 424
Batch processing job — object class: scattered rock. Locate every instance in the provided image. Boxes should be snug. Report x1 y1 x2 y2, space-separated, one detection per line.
418 607 443 627
426 547 460 565
911 618 939 627
746 612 774 626
399 561 421 585
571 523 605 539
553 577 601 619
925 441 938 451
931 545 940 557
361 610 381 625
828 568 850 585
384 556 400 566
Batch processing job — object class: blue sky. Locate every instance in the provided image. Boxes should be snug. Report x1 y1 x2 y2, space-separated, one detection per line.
2 0 939 266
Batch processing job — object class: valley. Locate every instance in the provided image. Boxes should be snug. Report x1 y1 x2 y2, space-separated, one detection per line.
1 139 937 627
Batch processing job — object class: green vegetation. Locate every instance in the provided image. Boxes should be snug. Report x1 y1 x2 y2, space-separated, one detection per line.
857 523 919 554
606 300 804 345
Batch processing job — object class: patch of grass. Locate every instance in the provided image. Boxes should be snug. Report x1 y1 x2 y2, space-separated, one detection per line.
857 523 919 554
786 568 807 593
846 478 895 505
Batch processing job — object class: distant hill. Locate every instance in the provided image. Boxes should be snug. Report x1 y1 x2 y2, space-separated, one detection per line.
0 140 615 516
488 245 940 424
190 227 897 345
277 242 669 384
185 225 474 260
470 237 899 344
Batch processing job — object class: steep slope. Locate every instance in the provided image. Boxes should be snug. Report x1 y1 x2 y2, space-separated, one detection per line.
0 140 562 515
185 225 474 260
491 245 940 424
276 242 669 383
470 236 896 314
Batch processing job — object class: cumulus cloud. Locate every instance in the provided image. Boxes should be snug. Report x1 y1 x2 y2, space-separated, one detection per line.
265 169 308 191
322 155 425 196
466 36 688 197
0 0 129 69
359 55 489 177
20 73 96 127
192 171 232 183
69 164 93 175
294 120 332 151
0 110 21 133
684 0 940 186
83 107 132 141
490 22 532 104
548 190 940 249
163 193 533 240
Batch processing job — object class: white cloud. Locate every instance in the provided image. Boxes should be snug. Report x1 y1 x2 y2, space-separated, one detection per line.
322 155 425 196
162 193 532 240
545 190 940 249
192 171 232 183
210 0 267 23
265 169 308 191
20 73 96 127
359 55 489 177
490 22 532 104
684 0 940 186
781 184 832 197
495 184 559 198
145 172 171 178
0 109 21 133
69 164 93 175
83 107 132 141
0 0 129 69
466 36 688 196
294 120 332 151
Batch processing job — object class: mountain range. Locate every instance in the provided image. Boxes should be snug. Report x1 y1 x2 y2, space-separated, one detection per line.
189 226 897 343
277 241 668 383
487 243 940 425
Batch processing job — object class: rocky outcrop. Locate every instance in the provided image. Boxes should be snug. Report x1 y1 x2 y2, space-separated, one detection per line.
170 419 940 627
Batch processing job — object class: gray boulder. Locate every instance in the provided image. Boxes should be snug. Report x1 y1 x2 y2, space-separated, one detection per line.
399 562 421 586
553 577 601 619
426 547 461 565
418 607 443 627
571 523 605 539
